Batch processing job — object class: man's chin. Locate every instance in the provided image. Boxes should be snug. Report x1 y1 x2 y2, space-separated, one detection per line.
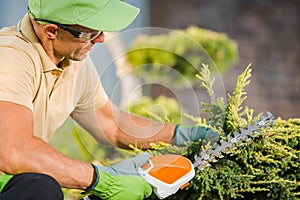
69 54 88 62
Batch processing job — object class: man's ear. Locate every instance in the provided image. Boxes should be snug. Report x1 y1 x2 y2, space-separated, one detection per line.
43 24 58 39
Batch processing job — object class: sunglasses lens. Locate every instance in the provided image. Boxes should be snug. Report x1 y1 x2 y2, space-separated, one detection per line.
81 31 102 41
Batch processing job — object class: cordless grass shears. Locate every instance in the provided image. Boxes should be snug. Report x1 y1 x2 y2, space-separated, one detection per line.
138 112 274 199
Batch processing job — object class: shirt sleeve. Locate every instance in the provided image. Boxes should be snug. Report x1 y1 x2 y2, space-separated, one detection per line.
73 56 108 112
0 47 35 110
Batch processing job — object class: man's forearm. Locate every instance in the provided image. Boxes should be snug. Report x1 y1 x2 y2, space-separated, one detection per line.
1 135 94 189
113 110 176 148
73 101 176 149
0 102 95 190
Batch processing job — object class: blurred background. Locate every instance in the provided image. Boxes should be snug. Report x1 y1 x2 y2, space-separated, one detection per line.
147 0 300 120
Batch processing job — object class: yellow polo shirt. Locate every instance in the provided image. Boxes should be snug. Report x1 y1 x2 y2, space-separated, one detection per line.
0 14 108 141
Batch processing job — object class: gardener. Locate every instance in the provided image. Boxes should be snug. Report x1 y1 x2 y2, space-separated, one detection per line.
0 0 219 199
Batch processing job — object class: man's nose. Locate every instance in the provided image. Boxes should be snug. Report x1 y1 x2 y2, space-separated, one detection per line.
91 31 105 43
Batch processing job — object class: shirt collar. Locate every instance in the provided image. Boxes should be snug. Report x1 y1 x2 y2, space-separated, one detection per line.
18 14 77 73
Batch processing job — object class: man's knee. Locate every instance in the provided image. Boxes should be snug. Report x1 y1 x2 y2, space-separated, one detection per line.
2 173 63 200
26 173 63 199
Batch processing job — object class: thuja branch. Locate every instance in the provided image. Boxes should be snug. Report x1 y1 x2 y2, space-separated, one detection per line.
225 63 253 134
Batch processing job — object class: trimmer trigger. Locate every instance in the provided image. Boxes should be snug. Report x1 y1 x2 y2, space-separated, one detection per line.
180 182 189 190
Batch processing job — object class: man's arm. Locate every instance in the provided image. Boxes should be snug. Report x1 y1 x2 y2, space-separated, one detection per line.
72 100 176 149
0 101 95 189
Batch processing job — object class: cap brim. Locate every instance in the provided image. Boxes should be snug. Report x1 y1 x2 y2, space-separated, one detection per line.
79 0 140 32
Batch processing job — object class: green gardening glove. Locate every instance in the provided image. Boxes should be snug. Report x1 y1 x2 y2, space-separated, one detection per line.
173 125 220 146
86 170 152 200
0 174 13 192
95 152 151 176
84 153 152 200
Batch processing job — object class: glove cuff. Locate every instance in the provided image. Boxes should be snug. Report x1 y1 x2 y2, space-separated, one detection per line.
173 125 220 146
0 174 13 192
85 164 100 193
173 124 192 146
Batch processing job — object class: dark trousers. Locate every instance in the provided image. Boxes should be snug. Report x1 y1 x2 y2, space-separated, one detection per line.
0 173 63 200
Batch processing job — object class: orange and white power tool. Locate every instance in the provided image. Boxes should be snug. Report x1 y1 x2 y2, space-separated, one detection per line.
138 154 195 199
138 112 274 199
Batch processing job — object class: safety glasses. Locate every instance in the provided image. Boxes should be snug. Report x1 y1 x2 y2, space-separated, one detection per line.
34 18 102 42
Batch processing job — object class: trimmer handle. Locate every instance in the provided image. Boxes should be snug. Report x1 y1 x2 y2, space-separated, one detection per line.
138 154 195 199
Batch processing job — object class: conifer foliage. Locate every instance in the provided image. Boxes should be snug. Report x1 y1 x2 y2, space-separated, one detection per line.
130 65 300 200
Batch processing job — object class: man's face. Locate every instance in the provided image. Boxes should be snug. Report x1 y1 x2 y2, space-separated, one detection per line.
54 25 105 61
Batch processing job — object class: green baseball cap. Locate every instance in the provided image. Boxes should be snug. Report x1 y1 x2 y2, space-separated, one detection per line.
28 0 140 32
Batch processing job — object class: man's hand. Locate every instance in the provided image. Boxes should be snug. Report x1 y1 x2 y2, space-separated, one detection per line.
84 153 152 200
173 125 220 146
96 152 151 176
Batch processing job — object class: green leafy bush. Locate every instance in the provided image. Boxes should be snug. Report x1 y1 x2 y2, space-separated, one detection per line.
130 64 300 200
126 26 239 83
127 95 182 124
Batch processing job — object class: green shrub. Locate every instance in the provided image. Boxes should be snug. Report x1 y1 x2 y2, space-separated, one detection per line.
130 64 300 200
127 95 183 124
126 26 239 84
